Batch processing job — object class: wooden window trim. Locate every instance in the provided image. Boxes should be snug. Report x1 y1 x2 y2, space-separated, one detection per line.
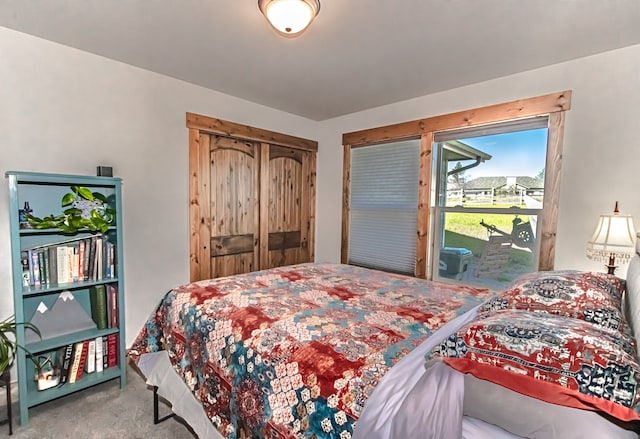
415 133 433 278
341 91 571 277
538 111 565 271
340 146 351 264
342 91 571 147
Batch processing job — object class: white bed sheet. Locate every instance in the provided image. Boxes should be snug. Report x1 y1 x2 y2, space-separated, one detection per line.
137 303 521 439
137 351 222 439
353 304 520 439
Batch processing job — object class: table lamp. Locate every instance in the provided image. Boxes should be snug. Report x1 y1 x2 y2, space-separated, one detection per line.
586 202 637 274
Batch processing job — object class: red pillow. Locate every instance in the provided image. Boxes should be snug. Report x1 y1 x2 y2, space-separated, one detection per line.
431 310 640 422
480 271 628 333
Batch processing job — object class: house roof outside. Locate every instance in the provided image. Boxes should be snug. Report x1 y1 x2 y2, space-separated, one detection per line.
443 140 492 163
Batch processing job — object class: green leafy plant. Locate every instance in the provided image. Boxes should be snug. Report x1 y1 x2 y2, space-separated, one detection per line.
26 186 116 234
0 314 40 374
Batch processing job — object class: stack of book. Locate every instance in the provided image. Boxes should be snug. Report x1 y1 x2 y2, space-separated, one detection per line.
89 284 119 329
54 334 119 387
21 235 116 289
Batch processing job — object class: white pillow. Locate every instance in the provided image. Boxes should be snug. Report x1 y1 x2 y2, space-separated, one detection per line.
625 254 640 349
463 373 638 439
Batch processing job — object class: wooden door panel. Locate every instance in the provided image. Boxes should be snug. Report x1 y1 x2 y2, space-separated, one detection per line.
211 253 256 278
261 145 312 269
268 248 303 269
268 156 302 232
209 136 259 277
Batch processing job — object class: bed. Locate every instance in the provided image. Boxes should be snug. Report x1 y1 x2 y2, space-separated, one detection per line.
129 258 640 438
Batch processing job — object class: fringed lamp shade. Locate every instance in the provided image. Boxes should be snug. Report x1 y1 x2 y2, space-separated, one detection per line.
586 203 637 274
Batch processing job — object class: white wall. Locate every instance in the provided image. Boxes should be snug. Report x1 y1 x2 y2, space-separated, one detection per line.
0 27 319 345
315 44 640 278
3 24 640 350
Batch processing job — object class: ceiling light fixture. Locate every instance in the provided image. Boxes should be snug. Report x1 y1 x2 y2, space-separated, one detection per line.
258 0 320 37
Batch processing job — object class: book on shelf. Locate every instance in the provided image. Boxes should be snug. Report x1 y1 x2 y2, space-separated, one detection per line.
95 237 103 281
67 342 84 384
78 240 85 283
107 284 118 328
29 249 40 287
89 285 108 329
85 339 96 374
107 333 118 368
102 337 108 370
47 246 58 286
74 340 89 383
88 236 96 281
38 250 48 286
71 245 80 282
82 238 91 281
106 241 116 278
64 245 75 283
95 336 104 373
57 343 74 385
56 246 69 285
20 251 30 287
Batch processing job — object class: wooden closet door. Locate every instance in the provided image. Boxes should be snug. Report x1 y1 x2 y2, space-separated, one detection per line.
260 144 315 269
207 135 260 278
189 113 317 282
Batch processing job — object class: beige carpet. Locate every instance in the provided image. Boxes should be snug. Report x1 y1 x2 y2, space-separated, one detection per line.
1 364 198 439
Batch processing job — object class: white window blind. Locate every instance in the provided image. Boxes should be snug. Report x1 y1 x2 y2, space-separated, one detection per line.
348 139 420 275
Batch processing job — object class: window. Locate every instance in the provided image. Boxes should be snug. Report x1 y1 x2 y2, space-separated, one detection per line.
433 118 549 289
348 139 420 275
342 91 570 283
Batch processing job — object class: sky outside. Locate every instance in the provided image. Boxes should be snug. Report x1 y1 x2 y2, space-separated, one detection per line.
449 128 548 180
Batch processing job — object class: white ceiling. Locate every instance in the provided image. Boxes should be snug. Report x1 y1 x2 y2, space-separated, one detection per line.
1 1 639 121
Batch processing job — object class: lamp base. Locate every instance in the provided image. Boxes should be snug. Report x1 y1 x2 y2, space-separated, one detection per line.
605 264 618 275
606 255 617 275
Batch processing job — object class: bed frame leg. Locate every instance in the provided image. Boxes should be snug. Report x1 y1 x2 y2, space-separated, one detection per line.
153 386 176 424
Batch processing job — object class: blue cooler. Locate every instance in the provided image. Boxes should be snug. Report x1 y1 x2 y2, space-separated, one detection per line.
439 247 473 280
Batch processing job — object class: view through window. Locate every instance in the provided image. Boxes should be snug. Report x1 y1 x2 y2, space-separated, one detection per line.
433 118 549 289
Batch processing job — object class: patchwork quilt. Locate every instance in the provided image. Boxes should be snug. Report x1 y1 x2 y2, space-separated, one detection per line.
129 263 492 439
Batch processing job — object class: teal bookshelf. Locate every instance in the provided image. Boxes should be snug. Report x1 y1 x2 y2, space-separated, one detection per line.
5 171 126 426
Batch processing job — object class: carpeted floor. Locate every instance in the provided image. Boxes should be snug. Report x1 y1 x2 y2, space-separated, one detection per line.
1 363 197 438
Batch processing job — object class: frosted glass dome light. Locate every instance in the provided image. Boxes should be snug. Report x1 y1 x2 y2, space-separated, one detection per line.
258 0 320 37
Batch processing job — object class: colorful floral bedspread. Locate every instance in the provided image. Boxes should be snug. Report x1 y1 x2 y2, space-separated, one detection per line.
129 263 492 439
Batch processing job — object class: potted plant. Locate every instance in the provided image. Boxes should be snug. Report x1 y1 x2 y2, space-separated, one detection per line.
26 186 116 234
0 315 40 376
